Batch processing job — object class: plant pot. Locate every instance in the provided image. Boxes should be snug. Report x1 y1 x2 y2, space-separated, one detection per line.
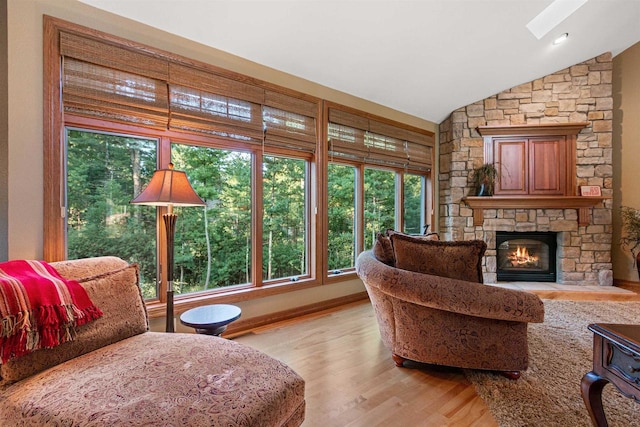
636 252 640 280
476 183 493 197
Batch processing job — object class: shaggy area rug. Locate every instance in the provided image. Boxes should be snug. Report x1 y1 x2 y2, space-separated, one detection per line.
465 299 640 427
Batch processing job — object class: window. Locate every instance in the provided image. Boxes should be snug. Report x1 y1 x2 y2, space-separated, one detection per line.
171 143 252 292
364 168 396 249
403 173 425 235
65 129 158 298
327 163 356 271
263 156 308 281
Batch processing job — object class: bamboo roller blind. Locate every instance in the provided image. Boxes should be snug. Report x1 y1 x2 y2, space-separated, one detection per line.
328 108 433 170
59 29 431 162
59 31 317 152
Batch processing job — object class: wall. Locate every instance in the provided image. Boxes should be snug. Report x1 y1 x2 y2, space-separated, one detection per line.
0 1 8 261
612 42 640 282
6 0 436 327
439 54 614 286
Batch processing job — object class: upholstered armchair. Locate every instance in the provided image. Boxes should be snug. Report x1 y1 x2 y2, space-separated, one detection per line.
355 233 544 379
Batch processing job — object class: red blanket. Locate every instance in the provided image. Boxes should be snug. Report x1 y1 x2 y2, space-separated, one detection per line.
0 260 103 363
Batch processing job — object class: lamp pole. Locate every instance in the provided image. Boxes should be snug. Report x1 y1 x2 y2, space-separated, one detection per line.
163 205 177 332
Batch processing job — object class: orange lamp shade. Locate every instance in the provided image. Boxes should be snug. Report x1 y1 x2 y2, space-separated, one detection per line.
130 163 205 207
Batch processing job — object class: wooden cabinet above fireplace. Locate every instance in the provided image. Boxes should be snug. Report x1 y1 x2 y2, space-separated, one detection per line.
478 123 588 197
463 123 608 227
493 136 567 195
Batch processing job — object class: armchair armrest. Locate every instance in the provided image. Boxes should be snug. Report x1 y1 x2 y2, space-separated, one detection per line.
356 251 544 323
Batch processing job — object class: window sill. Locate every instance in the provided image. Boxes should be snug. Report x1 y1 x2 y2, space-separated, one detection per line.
145 277 322 319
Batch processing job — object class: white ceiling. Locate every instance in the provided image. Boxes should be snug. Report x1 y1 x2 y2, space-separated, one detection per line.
78 0 640 124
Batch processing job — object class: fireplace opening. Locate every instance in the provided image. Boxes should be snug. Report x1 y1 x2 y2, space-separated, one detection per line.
496 231 557 282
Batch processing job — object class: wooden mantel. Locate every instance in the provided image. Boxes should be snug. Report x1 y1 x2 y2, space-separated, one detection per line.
477 123 588 137
463 196 609 226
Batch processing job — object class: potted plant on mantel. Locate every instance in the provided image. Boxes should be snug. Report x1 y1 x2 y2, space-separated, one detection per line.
472 163 498 196
620 205 640 279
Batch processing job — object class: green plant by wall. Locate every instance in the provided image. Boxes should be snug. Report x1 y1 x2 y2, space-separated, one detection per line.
621 206 640 278
621 206 640 254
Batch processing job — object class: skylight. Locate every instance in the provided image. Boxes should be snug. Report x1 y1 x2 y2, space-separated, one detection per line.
526 0 588 39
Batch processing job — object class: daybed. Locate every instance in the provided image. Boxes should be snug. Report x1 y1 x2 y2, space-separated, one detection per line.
356 232 545 378
0 256 305 426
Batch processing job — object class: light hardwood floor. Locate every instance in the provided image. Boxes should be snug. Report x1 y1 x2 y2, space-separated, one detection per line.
232 286 640 427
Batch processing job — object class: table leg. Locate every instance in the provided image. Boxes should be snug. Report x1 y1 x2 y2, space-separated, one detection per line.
581 371 610 427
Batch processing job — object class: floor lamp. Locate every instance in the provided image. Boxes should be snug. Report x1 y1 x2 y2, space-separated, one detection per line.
131 163 205 332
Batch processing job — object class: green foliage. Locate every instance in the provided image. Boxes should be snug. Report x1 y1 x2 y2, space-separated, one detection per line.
66 130 158 298
171 145 252 292
262 156 306 280
328 163 356 270
364 168 396 249
403 174 423 234
621 206 640 257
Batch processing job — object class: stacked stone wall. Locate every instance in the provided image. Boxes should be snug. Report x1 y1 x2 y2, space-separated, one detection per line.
439 53 613 285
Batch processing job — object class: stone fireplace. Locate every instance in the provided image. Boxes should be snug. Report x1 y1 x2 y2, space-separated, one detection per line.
438 53 614 286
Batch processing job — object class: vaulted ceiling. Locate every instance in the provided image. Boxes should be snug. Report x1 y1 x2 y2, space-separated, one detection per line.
78 0 640 123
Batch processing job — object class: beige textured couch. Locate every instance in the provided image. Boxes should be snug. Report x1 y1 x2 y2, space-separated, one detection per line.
356 247 545 378
0 256 305 426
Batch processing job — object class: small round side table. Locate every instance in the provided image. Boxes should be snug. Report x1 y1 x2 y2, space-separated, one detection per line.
179 304 241 336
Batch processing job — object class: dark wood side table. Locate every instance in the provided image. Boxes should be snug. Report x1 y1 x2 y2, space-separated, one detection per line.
581 323 640 427
179 304 241 336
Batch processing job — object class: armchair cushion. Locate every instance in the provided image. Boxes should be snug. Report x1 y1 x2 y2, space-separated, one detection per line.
390 233 486 283
373 233 395 266
373 230 441 267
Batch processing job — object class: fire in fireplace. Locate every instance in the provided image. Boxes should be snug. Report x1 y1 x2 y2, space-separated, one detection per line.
507 246 539 268
496 231 557 282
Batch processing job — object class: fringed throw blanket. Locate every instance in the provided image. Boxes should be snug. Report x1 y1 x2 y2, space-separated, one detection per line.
0 260 103 363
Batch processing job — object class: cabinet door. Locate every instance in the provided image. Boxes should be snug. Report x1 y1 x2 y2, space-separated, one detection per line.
529 137 566 195
495 139 528 195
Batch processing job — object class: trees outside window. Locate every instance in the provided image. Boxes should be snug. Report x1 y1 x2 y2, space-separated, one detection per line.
262 155 307 280
66 131 315 298
66 129 158 298
403 173 425 235
327 165 430 272
364 168 396 250
65 128 429 299
327 163 356 271
170 143 252 293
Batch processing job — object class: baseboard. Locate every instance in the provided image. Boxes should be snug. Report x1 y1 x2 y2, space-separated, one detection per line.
224 291 370 337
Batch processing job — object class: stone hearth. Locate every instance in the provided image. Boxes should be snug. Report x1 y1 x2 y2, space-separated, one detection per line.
438 53 613 286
